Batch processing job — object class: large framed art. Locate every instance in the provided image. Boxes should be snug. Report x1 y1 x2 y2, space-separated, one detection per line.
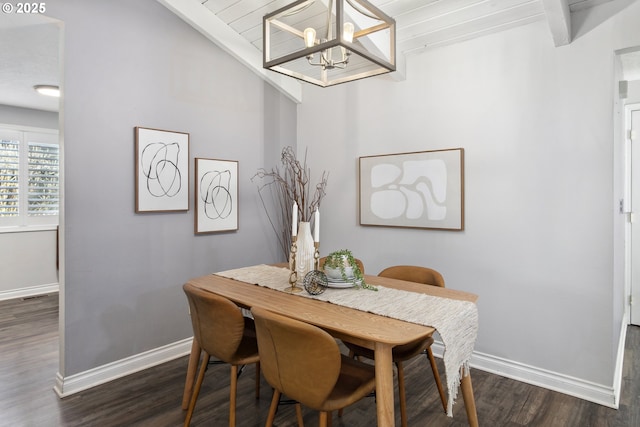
135 127 189 213
195 157 239 234
359 148 464 230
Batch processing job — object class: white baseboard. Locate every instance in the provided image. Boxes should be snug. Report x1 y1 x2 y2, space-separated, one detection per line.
611 315 629 408
53 332 626 409
0 283 59 301
431 341 618 409
54 337 193 398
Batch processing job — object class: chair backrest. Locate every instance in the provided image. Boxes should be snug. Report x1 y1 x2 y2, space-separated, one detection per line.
183 283 246 362
318 257 365 274
378 265 445 288
251 306 341 410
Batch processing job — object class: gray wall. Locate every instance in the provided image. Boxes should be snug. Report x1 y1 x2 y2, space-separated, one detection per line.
298 1 640 388
48 0 296 375
0 229 58 297
0 104 58 129
43 0 640 399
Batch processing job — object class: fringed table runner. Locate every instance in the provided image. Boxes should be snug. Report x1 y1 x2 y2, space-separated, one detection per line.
215 264 478 417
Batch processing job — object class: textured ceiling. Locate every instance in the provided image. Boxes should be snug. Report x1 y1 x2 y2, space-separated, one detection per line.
0 14 60 113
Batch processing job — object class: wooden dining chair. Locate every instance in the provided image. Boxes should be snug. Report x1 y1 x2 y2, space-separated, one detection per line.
182 283 260 427
342 265 448 427
251 306 376 427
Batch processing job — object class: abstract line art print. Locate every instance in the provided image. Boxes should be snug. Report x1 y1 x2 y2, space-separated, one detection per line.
195 158 238 233
135 127 189 213
359 148 464 230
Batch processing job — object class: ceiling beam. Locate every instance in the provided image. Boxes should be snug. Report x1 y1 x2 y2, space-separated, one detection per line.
157 0 303 104
541 0 572 46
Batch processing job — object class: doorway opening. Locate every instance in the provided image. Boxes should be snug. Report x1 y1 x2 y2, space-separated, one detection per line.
618 47 640 327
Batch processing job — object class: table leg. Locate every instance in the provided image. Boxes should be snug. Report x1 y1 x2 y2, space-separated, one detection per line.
460 370 479 427
182 338 202 410
373 342 395 427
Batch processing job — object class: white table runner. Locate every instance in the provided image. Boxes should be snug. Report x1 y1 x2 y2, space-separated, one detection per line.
215 264 478 416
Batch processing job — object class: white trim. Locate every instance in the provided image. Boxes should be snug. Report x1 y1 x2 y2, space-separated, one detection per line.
53 337 193 397
51 332 625 407
431 341 618 409
0 224 58 234
0 283 58 301
611 315 629 407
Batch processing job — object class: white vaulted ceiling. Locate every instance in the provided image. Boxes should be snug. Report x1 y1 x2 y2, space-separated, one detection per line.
0 0 636 110
158 0 621 101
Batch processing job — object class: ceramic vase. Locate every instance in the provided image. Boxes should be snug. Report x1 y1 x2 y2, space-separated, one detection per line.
295 221 315 285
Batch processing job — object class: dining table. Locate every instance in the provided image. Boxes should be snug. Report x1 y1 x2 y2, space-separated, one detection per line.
181 264 479 427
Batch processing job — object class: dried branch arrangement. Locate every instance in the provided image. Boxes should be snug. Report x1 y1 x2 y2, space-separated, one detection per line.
252 146 328 259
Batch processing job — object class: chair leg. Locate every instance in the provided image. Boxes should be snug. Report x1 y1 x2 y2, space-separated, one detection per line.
319 411 328 427
396 361 408 427
255 362 261 399
184 353 210 427
295 403 305 427
230 365 238 427
265 389 281 427
426 347 448 413
182 339 202 410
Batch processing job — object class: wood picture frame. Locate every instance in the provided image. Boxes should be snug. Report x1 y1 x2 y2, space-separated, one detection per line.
359 148 464 230
195 157 239 234
135 127 189 213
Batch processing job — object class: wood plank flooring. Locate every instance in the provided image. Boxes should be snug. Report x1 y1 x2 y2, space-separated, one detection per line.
1 294 638 426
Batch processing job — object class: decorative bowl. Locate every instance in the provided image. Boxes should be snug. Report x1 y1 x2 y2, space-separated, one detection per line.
324 266 355 280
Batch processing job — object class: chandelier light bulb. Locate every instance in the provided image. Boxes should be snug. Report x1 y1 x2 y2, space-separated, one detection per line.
303 27 316 48
343 22 354 43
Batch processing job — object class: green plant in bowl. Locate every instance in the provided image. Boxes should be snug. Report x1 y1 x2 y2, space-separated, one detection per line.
323 249 377 291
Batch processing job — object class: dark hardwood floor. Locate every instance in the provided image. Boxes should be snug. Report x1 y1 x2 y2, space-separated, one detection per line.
1 294 638 426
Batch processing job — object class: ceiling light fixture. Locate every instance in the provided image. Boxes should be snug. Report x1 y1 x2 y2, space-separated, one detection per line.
33 85 60 98
263 0 395 87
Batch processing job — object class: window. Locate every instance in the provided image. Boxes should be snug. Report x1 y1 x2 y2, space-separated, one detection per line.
0 127 59 228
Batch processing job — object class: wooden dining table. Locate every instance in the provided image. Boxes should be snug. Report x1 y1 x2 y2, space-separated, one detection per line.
182 267 479 427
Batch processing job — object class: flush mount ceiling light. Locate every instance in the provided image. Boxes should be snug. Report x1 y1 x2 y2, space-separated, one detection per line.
33 85 60 97
263 0 395 87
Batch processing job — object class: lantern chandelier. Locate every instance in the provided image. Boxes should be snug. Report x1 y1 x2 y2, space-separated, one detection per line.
263 0 396 87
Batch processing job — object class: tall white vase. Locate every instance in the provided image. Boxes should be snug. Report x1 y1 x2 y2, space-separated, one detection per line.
295 222 315 285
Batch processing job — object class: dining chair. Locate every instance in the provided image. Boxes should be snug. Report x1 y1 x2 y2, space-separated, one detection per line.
342 265 448 427
182 283 260 427
251 306 376 427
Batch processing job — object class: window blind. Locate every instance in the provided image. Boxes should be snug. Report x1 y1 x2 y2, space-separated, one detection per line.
28 142 59 216
0 139 20 217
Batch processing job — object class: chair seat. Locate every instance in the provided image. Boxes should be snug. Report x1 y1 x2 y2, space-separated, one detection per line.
230 334 260 365
344 336 434 363
321 355 376 412
230 319 259 365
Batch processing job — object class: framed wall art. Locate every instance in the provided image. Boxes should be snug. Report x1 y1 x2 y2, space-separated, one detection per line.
359 148 464 230
195 157 239 234
135 127 189 213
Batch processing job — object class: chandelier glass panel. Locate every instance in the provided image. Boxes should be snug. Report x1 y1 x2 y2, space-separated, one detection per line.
263 0 396 87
